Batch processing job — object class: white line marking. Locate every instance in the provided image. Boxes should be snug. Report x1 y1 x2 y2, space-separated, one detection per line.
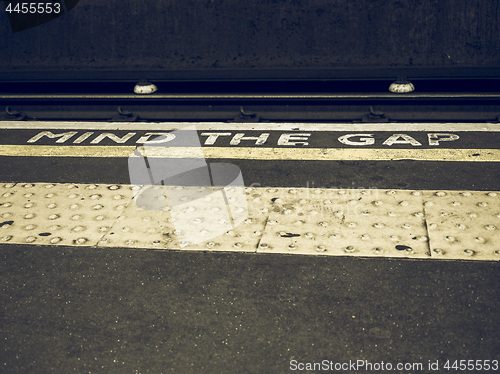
1 121 500 131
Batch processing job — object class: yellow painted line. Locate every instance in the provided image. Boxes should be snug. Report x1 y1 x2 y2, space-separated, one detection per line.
0 145 136 158
1 144 499 162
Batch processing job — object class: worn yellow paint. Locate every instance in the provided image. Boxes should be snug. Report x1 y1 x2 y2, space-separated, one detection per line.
1 144 500 162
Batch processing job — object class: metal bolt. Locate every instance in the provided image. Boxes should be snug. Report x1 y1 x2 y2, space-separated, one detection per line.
75 238 87 244
435 191 447 197
1 235 12 241
319 221 328 227
50 237 62 244
461 192 472 197
373 223 385 228
386 190 396 195
475 237 486 243
344 246 355 253
452 201 461 206
487 192 497 197
288 244 296 250
485 225 496 230
234 242 243 248
361 234 370 241
372 201 383 206
24 213 35 219
206 242 216 248
399 201 409 206
411 191 421 196
445 236 456 242
456 224 467 230
390 235 400 241
433 248 444 255
373 247 383 254
24 203 33 208
87 184 97 190
260 243 269 249
316 245 327 252
463 249 475 256
329 233 341 239
477 202 488 207
26 236 36 243
305 232 314 238
424 201 433 206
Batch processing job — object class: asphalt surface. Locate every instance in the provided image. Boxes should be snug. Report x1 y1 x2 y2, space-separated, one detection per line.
1 124 499 373
1 246 499 373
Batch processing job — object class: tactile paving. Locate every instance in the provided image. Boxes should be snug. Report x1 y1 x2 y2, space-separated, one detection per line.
257 188 429 258
423 191 500 260
0 182 498 261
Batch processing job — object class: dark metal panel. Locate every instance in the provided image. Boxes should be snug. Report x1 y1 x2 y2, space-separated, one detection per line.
0 0 499 80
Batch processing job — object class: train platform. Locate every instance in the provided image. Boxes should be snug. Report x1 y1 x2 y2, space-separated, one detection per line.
1 120 499 373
